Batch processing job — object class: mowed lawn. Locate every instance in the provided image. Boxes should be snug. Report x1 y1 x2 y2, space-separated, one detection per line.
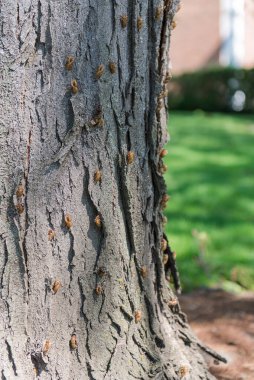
164 111 254 292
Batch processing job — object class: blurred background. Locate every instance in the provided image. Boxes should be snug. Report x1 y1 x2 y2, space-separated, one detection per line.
164 2 254 377
165 0 254 293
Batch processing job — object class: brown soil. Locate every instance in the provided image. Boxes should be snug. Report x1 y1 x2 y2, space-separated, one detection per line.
179 289 254 380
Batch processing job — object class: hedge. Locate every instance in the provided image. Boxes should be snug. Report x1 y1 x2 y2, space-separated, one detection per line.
168 67 254 113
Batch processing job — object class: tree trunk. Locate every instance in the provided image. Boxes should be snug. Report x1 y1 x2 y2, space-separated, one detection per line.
0 1 221 378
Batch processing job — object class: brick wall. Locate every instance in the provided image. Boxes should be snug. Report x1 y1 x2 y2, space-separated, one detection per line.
170 0 221 74
170 0 254 75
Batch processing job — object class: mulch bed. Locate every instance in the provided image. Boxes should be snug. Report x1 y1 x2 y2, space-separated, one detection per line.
179 289 254 380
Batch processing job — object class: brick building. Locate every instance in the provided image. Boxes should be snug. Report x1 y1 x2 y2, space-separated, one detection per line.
170 0 254 74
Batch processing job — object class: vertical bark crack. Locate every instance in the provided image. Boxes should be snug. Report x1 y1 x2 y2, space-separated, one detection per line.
0 240 8 294
5 340 17 377
22 127 32 297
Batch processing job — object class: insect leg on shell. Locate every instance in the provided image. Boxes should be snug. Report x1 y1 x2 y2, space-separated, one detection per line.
140 266 148 278
161 194 170 209
42 340 52 355
161 238 167 251
71 79 78 94
171 19 177 30
165 71 172 83
137 17 143 31
16 203 24 214
95 284 103 295
168 298 178 307
96 64 105 79
120 15 128 28
65 56 74 71
94 170 102 183
70 334 78 350
94 215 102 228
90 112 104 127
16 185 24 197
134 310 142 323
52 280 62 294
162 194 170 203
48 229 56 241
178 366 189 378
109 62 116 74
65 214 73 229
158 162 168 174
127 151 135 164
159 149 168 158
155 5 164 20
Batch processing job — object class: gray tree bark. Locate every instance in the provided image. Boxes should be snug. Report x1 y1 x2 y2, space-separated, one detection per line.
0 0 221 379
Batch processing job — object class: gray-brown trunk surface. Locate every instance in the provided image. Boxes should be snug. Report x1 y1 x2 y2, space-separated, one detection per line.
0 0 216 379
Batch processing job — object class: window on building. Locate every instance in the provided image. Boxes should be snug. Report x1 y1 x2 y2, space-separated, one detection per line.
220 0 245 67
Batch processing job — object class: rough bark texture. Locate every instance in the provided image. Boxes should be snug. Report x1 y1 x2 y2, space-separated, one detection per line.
0 0 216 379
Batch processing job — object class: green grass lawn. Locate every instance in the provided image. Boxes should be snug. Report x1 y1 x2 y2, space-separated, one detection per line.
164 111 254 292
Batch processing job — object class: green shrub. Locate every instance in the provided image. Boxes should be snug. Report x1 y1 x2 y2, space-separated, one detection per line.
168 67 254 113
